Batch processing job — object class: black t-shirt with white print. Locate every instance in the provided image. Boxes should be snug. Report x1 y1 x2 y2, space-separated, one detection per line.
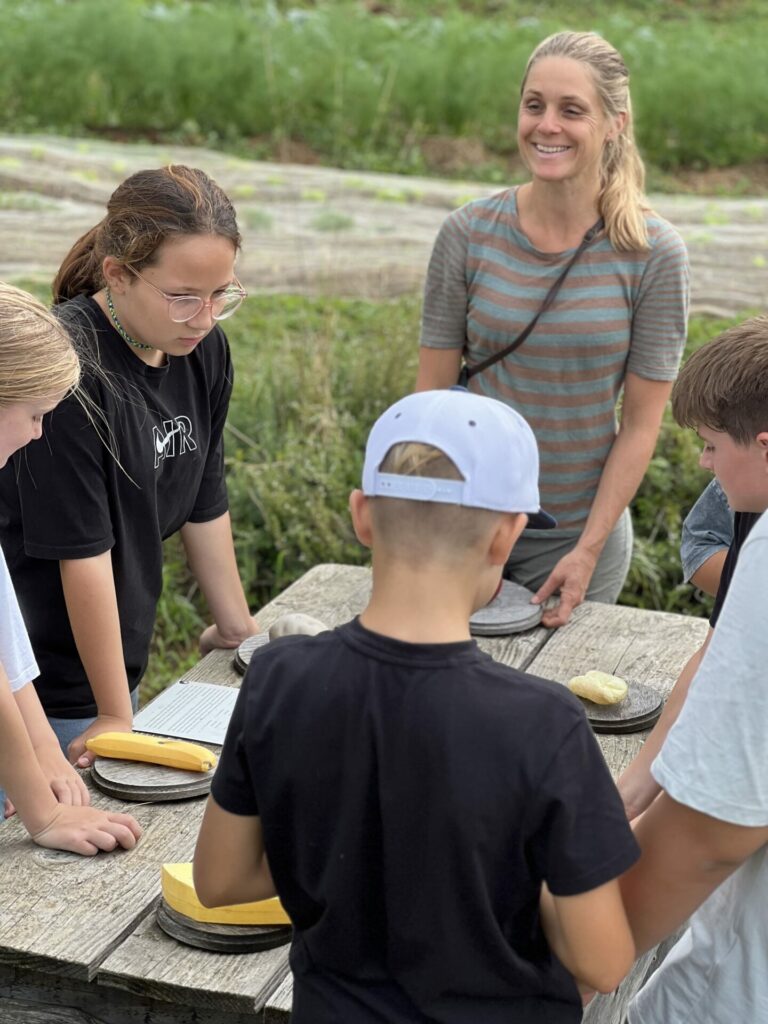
212 618 640 1024
0 295 232 717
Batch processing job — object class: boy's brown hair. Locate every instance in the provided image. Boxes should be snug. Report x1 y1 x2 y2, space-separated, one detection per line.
671 315 768 444
370 442 501 563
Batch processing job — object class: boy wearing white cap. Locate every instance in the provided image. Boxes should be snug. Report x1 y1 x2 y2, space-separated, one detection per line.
194 389 637 1024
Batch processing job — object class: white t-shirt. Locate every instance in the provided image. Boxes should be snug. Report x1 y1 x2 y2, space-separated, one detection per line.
0 543 37 692
630 510 768 1024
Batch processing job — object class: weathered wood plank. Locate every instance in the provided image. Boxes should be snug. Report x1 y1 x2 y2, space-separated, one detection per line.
525 601 710 777
263 972 294 1022
0 964 264 1024
0 793 206 981
98 911 289 1014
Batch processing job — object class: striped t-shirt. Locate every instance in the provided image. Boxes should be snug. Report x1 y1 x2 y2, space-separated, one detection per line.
420 187 689 529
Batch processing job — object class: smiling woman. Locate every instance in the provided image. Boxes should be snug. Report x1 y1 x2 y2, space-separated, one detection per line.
417 31 690 627
0 166 261 765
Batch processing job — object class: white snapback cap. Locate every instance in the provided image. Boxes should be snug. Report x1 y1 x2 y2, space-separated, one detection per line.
362 388 556 529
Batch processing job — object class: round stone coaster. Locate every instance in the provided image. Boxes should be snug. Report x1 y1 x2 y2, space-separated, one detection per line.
156 899 292 954
575 680 664 734
233 632 270 675
90 757 215 803
470 580 543 636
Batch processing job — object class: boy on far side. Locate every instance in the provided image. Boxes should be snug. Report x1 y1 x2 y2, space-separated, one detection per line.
618 318 767 821
194 389 637 1024
619 317 768 1022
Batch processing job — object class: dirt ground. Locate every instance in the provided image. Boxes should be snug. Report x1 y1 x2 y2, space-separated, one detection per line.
1 134 766 316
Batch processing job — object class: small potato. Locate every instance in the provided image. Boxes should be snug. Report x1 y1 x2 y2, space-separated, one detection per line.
268 612 329 640
567 670 628 706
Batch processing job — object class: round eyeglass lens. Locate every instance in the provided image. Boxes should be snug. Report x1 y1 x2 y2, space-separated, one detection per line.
167 291 244 323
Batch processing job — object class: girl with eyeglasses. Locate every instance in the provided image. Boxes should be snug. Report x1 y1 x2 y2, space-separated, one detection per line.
0 165 260 765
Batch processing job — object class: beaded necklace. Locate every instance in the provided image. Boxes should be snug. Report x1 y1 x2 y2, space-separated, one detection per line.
106 288 155 351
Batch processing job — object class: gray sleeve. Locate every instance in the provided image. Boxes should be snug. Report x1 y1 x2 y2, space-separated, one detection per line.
680 478 734 582
626 217 690 381
419 205 471 351
653 519 768 825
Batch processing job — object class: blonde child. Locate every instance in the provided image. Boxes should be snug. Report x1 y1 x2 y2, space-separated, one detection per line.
0 283 141 855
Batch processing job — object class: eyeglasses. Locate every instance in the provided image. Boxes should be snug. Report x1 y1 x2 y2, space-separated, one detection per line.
128 267 247 323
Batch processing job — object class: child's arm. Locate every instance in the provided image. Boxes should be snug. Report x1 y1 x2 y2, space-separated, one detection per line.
193 794 276 908
59 552 135 766
540 880 635 993
0 670 141 854
689 549 727 597
180 513 259 654
617 630 712 820
13 682 89 806
621 792 768 954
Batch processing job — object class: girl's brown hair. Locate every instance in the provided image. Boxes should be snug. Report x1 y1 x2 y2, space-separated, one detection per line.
53 165 241 303
0 282 79 404
522 31 649 252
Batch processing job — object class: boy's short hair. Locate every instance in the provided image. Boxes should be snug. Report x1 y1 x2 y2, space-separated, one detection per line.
672 316 768 444
362 389 554 561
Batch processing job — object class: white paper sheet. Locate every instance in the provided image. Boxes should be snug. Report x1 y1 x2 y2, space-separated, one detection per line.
132 680 239 746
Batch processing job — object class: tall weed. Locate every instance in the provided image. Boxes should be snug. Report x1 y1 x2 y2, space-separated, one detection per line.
0 1 765 173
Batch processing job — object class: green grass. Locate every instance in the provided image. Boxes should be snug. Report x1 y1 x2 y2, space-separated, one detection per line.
0 0 766 179
7 283 741 700
138 294 739 698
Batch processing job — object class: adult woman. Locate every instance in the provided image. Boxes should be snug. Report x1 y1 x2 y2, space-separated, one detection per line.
0 166 259 764
417 31 689 626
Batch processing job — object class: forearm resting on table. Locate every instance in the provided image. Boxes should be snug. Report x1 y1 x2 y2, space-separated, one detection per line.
618 633 711 819
193 795 276 907
540 880 634 993
622 793 768 955
181 514 256 644
0 679 58 833
60 553 133 721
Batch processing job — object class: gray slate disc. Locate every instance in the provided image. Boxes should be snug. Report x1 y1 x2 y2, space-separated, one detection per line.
470 580 543 636
574 680 664 734
90 757 215 803
233 632 270 675
156 899 292 953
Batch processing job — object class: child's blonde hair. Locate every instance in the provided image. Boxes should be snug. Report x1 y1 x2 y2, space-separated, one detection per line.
370 442 500 561
0 283 80 405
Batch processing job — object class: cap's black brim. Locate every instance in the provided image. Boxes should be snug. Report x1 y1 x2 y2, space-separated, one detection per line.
526 510 557 530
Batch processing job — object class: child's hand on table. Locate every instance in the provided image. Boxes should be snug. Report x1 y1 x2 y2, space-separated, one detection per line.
198 615 261 655
30 804 142 856
4 741 90 819
67 714 133 769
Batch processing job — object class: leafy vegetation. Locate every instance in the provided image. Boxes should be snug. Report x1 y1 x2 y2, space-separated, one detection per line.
0 0 765 180
146 296 738 697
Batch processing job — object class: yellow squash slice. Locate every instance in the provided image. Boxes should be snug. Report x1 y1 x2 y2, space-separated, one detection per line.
85 732 217 772
162 862 291 925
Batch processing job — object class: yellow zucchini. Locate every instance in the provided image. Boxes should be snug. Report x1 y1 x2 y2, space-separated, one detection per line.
162 863 291 925
85 732 217 772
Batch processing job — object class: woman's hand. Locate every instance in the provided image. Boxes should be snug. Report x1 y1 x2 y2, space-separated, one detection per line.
67 714 134 769
532 546 598 627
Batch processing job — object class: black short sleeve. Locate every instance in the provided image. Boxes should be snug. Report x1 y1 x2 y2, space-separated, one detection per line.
211 677 259 816
710 511 760 628
531 719 640 896
17 392 114 560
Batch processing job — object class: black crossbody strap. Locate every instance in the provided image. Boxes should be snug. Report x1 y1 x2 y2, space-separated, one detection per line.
465 218 603 381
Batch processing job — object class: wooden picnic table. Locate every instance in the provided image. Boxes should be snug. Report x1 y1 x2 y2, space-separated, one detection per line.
0 563 709 1023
